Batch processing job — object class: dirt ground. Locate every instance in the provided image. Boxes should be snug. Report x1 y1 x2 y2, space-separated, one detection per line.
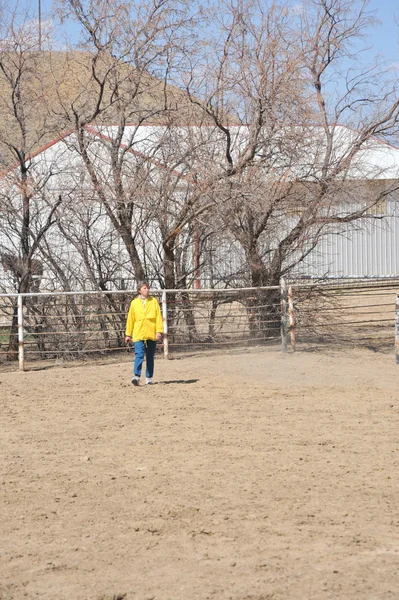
1 346 398 600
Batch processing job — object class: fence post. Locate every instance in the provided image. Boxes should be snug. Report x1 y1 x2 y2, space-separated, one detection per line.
280 278 288 353
18 293 25 371
396 295 399 364
288 285 296 352
162 290 169 360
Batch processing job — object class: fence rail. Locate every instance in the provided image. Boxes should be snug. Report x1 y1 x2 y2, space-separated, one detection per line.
0 278 398 370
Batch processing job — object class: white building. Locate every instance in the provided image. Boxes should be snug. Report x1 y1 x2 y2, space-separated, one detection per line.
1 124 399 292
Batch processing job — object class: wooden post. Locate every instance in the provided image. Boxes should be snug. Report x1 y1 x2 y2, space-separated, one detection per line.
280 278 288 353
288 285 296 352
396 295 399 364
18 294 25 371
162 290 169 360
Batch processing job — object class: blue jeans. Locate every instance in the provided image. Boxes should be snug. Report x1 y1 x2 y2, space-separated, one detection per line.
133 340 157 378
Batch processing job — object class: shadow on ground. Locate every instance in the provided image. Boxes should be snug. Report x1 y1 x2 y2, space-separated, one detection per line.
160 379 199 385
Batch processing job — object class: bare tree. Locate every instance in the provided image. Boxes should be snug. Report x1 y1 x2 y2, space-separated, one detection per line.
175 0 399 335
2 0 399 355
0 4 63 357
48 0 203 285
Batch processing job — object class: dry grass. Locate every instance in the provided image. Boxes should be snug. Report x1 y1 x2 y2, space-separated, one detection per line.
0 50 209 166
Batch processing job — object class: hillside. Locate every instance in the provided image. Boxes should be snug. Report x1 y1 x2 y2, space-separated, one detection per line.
0 50 211 166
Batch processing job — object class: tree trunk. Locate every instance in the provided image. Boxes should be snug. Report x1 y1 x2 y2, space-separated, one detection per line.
162 241 177 342
120 229 146 283
245 246 281 340
7 304 19 361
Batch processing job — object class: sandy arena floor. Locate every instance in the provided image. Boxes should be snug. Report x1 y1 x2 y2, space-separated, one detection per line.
1 346 398 600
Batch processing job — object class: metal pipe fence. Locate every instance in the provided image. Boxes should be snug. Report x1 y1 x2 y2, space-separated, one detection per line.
0 278 398 370
292 279 399 350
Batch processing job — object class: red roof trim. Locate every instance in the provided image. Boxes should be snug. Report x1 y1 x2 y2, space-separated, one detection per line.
83 125 192 181
0 129 76 178
1 123 398 180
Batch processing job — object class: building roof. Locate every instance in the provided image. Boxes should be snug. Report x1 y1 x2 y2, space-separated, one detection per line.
2 123 399 183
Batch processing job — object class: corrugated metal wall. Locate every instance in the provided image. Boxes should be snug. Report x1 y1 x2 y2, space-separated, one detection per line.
300 200 399 278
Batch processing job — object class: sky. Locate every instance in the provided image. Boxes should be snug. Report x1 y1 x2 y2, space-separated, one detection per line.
364 0 398 65
11 0 399 66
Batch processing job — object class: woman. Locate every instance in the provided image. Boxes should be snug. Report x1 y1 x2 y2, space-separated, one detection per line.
125 280 163 385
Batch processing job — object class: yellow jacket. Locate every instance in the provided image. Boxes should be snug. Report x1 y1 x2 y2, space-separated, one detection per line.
125 296 163 342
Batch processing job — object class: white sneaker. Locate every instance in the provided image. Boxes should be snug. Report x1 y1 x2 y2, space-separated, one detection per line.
132 376 140 386
145 378 153 385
